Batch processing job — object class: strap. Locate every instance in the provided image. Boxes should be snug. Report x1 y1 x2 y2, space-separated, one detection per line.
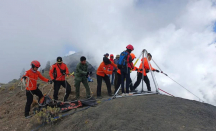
56 63 65 75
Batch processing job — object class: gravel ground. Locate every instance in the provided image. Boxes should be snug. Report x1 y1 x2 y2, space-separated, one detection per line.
41 94 216 131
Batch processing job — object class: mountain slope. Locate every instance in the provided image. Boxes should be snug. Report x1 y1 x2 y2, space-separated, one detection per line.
42 95 216 131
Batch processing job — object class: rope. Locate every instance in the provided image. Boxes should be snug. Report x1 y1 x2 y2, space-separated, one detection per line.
158 88 174 97
152 59 205 102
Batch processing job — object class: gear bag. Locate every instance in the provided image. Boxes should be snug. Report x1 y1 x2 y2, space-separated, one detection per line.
117 51 129 69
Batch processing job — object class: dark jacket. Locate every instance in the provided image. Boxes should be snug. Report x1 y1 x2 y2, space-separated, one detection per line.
75 63 88 80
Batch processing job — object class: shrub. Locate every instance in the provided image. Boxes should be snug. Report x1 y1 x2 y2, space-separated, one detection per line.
34 106 62 125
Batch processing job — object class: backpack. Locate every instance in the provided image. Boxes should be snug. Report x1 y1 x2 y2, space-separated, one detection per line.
117 51 129 69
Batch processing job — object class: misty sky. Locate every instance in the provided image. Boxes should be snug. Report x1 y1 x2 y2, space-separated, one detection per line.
0 0 216 105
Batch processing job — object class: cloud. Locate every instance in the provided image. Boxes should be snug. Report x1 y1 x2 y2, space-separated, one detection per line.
0 0 216 105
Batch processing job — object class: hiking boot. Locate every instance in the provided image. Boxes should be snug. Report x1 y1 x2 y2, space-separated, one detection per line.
121 93 126 96
25 115 32 119
97 96 103 99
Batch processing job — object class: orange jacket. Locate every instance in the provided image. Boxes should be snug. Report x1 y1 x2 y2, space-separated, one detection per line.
97 61 117 77
49 63 69 81
23 69 49 91
138 58 155 76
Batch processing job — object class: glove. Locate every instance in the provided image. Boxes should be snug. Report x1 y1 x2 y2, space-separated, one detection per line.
155 69 160 73
22 76 27 80
146 69 149 73
139 69 143 71
135 68 138 71
48 80 53 84
52 79 56 82
62 72 66 75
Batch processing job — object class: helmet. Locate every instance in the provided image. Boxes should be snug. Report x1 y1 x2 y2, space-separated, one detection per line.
126 44 134 51
57 57 63 63
130 53 136 60
31 60 41 68
110 54 114 57
103 57 111 65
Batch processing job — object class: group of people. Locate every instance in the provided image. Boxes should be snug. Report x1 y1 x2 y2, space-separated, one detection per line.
96 44 160 98
22 56 91 118
22 44 160 118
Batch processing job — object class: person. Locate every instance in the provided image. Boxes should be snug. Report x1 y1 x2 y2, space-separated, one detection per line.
22 60 52 118
96 57 117 98
109 54 115 85
49 57 71 102
113 55 120 88
133 53 160 91
119 44 134 96
74 56 91 99
104 53 109 58
114 53 136 94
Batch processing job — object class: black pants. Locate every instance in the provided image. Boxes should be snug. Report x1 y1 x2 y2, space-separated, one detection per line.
25 89 43 116
115 73 133 93
53 81 71 101
97 75 112 96
133 72 151 91
121 68 131 93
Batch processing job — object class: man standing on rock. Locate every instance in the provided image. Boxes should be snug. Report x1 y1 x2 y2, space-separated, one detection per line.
49 57 71 102
74 56 91 99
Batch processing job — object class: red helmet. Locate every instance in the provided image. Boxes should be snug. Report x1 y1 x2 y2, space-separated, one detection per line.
110 54 114 57
126 44 134 51
31 60 41 68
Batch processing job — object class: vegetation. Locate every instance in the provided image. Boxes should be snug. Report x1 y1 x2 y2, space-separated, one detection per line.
33 106 61 125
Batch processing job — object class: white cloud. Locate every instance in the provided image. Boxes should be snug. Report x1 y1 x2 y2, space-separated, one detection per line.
0 0 216 105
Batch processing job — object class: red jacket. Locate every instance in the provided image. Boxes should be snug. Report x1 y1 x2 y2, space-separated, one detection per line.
138 58 155 76
109 58 114 71
127 52 134 69
49 63 69 81
97 61 117 77
23 69 49 91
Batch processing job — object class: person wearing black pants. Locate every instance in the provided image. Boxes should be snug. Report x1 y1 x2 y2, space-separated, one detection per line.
53 81 71 101
133 72 151 91
121 67 131 93
115 71 133 93
97 75 112 96
25 89 43 117
133 53 160 92
96 57 117 98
